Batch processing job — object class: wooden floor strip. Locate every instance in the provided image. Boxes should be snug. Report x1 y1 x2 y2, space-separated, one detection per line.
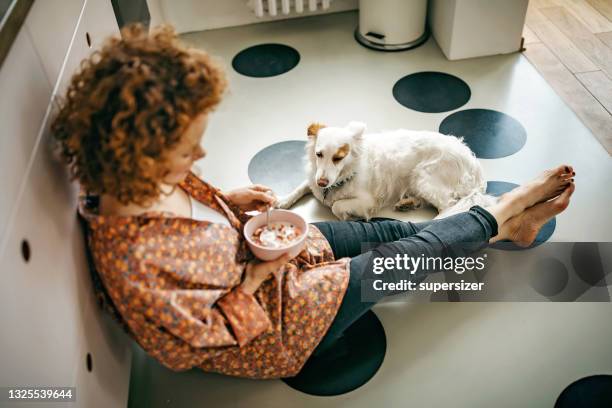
523 43 612 154
541 6 612 77
576 70 612 113
596 31 612 48
526 6 599 72
586 0 612 22
523 25 541 44
532 0 561 8
559 0 612 33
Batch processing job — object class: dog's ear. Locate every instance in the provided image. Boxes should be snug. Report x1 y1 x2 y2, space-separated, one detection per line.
307 123 326 138
347 121 366 139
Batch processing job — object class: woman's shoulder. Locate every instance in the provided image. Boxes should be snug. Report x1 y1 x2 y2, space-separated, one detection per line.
97 195 142 217
95 188 193 219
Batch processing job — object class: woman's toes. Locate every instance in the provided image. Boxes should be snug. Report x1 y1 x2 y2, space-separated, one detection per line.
562 165 576 178
538 164 575 199
552 164 575 180
560 164 575 175
546 164 568 179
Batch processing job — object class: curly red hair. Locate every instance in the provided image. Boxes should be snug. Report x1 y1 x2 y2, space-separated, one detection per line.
51 22 227 206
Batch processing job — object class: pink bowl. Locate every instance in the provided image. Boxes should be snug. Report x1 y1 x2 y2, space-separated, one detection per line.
244 209 308 261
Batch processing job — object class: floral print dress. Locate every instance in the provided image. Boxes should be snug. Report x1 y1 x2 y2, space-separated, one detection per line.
77 171 350 379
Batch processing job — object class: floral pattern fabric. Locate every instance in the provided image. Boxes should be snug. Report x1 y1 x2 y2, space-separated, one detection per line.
77 171 350 379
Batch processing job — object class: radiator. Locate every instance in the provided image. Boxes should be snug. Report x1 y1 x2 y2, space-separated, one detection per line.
248 0 332 17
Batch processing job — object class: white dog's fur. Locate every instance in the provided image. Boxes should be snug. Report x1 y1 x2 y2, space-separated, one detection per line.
276 121 497 220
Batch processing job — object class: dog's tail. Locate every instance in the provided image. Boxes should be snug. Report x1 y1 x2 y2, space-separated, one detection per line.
435 190 499 219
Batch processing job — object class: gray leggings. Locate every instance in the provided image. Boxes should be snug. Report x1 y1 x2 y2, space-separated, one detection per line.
311 205 498 354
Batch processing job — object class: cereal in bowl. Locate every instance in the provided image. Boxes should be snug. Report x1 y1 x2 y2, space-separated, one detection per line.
251 222 303 249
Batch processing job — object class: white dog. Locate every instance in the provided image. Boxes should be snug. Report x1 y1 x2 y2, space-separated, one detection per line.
276 121 496 220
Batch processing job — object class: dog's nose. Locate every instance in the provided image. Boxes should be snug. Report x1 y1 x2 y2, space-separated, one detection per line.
317 178 329 187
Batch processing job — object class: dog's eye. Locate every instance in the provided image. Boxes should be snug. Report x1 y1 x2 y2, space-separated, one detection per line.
316 152 323 158
332 156 343 163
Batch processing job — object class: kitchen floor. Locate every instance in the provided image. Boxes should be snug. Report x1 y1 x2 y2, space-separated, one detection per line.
128 11 612 408
523 0 612 154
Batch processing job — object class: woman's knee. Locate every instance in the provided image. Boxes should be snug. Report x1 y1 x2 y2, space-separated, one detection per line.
369 219 422 240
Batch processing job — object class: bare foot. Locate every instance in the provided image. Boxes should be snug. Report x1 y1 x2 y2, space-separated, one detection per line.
499 165 574 212
494 182 575 247
498 164 576 224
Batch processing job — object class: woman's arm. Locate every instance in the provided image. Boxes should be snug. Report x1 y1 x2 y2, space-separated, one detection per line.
124 252 292 354
239 254 291 294
216 254 291 346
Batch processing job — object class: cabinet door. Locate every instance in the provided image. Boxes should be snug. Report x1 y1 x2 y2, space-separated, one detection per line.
0 28 52 242
25 0 86 90
0 108 132 403
0 1 130 406
56 0 119 98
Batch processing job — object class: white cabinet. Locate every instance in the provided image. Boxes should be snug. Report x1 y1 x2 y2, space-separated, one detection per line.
0 1 130 407
56 0 119 98
0 112 132 405
0 28 52 242
25 0 86 90
0 0 119 244
428 0 529 60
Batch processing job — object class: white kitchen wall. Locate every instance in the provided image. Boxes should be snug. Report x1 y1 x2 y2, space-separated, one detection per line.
0 1 132 407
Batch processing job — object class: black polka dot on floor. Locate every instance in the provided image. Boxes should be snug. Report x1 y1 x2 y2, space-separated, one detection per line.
556 375 612 408
392 72 471 113
248 141 306 196
571 243 610 287
485 181 520 197
530 257 569 297
439 109 527 159
486 181 555 250
430 289 461 302
282 310 386 396
232 43 300 78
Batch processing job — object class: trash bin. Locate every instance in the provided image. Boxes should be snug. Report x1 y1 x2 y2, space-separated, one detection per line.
355 0 429 52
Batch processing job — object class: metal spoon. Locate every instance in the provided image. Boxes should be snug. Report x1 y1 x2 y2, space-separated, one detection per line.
265 190 273 228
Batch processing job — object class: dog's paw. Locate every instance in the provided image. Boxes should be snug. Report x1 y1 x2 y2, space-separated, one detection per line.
332 208 354 221
275 196 293 209
331 203 355 220
332 203 372 220
394 197 423 211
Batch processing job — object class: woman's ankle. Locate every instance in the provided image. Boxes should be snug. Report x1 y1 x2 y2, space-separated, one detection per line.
470 205 499 238
481 202 513 230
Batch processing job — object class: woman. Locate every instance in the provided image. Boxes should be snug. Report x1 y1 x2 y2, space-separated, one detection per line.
52 24 575 379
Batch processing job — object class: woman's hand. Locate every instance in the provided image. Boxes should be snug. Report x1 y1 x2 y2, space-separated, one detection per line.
240 254 291 295
224 185 277 212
